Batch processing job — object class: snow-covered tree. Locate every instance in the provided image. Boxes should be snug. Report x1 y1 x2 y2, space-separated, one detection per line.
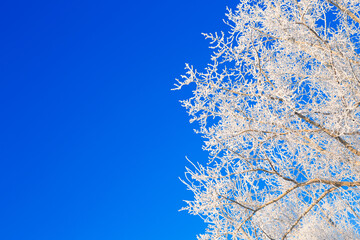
175 0 360 239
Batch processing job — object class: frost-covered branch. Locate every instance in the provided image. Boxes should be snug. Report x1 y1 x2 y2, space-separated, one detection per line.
177 0 360 239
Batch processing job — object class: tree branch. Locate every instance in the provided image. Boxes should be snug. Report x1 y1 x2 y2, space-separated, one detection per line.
281 187 337 239
327 0 360 25
294 111 360 156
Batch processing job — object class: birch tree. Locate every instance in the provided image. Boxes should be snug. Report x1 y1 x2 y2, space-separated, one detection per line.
175 0 360 239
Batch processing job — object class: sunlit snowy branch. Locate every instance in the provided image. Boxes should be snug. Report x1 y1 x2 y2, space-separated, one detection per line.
176 0 360 239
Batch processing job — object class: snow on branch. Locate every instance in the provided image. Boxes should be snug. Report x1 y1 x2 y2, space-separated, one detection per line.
176 0 360 239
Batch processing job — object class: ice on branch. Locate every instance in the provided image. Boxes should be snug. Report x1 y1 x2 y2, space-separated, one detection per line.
176 0 360 239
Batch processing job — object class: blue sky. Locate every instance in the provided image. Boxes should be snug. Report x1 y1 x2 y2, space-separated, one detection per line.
0 0 238 239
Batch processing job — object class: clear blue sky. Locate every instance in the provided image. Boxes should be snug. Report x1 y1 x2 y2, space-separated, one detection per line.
0 0 238 239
